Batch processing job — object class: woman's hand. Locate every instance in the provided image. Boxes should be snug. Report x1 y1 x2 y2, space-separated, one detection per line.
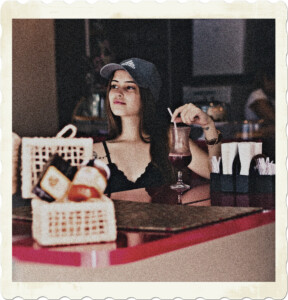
171 103 213 128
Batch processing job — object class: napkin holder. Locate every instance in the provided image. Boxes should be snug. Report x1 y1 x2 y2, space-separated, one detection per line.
211 152 275 194
254 174 275 193
220 174 234 193
235 174 253 193
217 174 251 194
236 155 275 193
210 173 221 192
210 172 234 193
215 172 275 194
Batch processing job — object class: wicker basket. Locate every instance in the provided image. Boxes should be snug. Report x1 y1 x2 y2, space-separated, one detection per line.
21 125 93 198
32 195 117 246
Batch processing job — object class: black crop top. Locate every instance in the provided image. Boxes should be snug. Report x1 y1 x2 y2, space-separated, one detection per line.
102 141 165 194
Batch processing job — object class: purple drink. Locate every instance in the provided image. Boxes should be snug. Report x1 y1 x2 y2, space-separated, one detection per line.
169 153 192 170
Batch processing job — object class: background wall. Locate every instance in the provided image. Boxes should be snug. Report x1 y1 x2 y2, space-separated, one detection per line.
12 19 59 137
12 19 275 137
54 19 86 129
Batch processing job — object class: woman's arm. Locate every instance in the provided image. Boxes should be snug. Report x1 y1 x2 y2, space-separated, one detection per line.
171 103 221 178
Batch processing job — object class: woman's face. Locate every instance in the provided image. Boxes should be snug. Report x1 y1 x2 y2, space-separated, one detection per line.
109 70 142 117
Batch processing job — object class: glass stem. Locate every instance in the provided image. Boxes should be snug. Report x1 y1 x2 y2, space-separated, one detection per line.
177 193 182 205
177 171 183 183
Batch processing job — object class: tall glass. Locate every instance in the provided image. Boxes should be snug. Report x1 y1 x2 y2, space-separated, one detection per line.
168 126 192 196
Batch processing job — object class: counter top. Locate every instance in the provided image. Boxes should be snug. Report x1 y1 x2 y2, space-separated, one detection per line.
13 180 275 269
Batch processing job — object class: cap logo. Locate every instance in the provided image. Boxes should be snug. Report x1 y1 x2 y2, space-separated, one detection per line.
121 60 136 69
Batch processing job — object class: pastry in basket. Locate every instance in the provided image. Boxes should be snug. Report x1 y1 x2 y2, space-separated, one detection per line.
67 159 110 202
32 154 77 202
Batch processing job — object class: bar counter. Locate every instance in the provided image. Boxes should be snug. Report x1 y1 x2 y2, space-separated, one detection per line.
12 178 275 282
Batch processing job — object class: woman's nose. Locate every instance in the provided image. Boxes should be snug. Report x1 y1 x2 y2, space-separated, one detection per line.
116 88 124 97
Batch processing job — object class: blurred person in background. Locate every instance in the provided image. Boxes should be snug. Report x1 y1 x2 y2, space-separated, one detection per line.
245 64 275 160
245 65 275 124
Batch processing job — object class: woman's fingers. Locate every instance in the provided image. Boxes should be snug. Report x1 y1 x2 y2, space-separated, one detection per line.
171 105 192 122
171 106 184 122
181 109 191 124
171 104 200 124
174 116 182 123
183 108 199 124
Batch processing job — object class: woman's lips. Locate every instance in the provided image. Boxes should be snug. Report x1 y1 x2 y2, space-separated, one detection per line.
113 100 126 105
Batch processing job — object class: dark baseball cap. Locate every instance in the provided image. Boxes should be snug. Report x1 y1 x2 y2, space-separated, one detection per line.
100 58 162 102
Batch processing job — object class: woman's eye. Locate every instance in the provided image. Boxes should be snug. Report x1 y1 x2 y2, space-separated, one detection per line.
110 84 118 89
126 86 136 91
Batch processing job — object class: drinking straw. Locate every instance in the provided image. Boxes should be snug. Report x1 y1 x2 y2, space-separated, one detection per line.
167 107 177 130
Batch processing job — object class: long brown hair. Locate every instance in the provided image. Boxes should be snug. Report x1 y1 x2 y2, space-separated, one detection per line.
105 78 174 183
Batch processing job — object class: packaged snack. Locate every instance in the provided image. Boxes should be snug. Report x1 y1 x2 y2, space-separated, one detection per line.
32 154 77 202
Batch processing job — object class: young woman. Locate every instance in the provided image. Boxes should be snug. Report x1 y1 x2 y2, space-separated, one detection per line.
93 58 221 193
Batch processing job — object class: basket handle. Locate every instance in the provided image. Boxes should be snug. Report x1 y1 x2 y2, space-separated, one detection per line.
56 124 77 138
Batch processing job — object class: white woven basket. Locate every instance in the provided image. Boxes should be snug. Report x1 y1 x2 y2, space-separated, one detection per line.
21 125 93 198
32 195 117 246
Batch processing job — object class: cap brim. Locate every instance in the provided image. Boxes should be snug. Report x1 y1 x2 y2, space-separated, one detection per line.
100 63 126 80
